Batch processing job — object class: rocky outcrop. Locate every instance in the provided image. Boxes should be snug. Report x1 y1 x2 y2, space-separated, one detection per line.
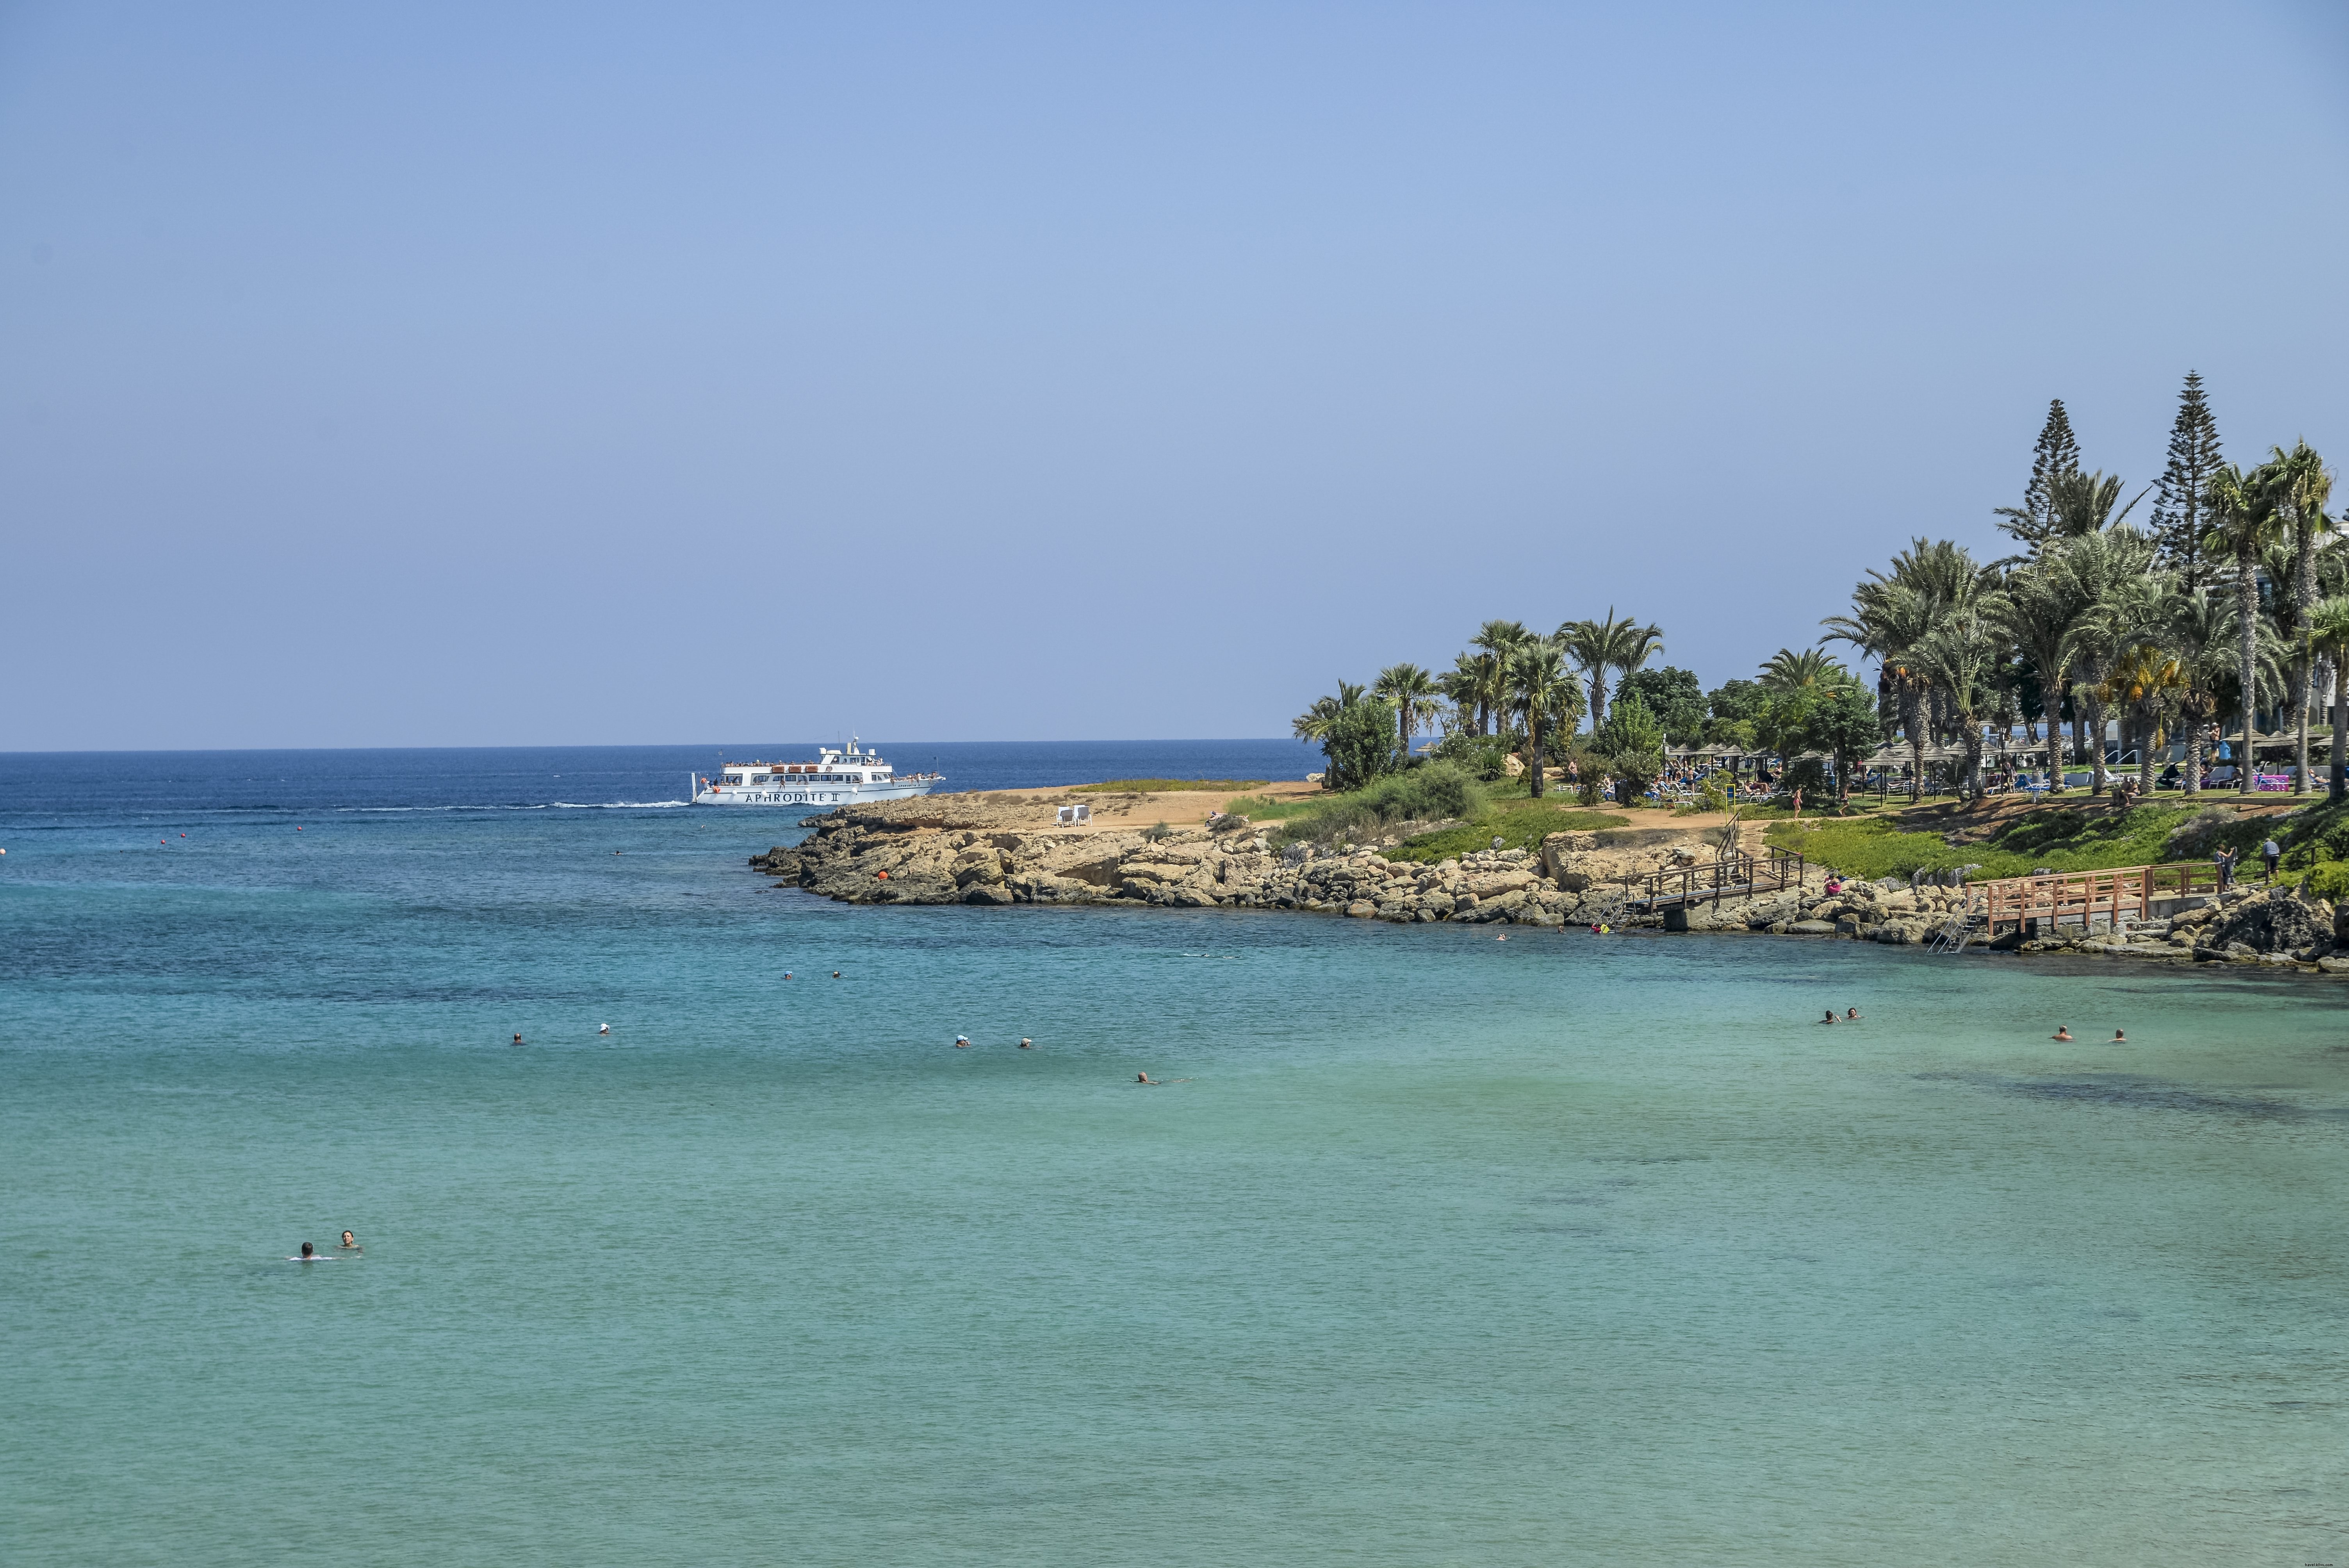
747 798 2349 976
750 800 1835 930
2003 884 2342 971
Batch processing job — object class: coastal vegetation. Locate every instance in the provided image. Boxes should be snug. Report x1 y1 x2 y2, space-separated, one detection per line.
1293 373 2344 832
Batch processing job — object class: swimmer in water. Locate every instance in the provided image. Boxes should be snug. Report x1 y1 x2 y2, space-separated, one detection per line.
1136 1073 1156 1084
512 1032 523 1046
2052 1026 2073 1041
296 1242 318 1261
2112 1028 2126 1042
1820 1009 1838 1024
833 971 841 979
339 1231 360 1251
954 1035 971 1048
1845 1008 1861 1021
1018 1037 1033 1049
599 1023 610 1035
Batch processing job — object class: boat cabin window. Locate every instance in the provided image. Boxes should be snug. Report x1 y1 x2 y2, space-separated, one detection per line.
723 773 744 784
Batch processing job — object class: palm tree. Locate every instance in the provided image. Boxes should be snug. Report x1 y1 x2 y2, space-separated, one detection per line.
1373 664 1438 757
1824 538 1996 801
1993 552 2090 792
2102 640 2186 798
2058 529 2164 795
2271 442 2336 793
1758 647 1845 690
2163 587 2234 796
1559 609 1664 732
1506 636 1573 798
1907 602 2007 800
1438 654 1488 736
1290 681 1366 741
1994 470 2148 555
1462 622 1528 738
2203 462 2290 794
2308 593 2349 804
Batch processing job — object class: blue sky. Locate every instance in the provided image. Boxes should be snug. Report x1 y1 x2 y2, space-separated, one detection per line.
4 2 2345 749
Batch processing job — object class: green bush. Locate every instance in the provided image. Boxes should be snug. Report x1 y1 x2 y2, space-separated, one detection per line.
1273 762 1486 848
2302 860 2349 904
1428 732 1516 781
1320 699 1403 792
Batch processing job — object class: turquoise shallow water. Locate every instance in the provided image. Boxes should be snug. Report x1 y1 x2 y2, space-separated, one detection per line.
7 761 2349 1564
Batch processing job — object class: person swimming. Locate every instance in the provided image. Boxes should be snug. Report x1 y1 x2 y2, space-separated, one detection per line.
954 1035 971 1048
1820 1009 1838 1024
832 971 841 979
293 1242 321 1261
598 1023 610 1035
1018 1037 1033 1049
1845 1008 1861 1021
2112 1029 2126 1042
1136 1073 1156 1084
512 1032 523 1046
2052 1026 2073 1041
338 1231 360 1251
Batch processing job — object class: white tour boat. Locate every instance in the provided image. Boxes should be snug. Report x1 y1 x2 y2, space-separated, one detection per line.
692 739 942 807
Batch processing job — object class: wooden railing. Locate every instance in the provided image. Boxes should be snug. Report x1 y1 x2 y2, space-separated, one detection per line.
1969 863 2223 935
1626 848 1808 910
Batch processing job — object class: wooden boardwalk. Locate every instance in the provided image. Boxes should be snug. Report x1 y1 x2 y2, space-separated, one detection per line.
1968 863 2222 936
1625 848 1808 911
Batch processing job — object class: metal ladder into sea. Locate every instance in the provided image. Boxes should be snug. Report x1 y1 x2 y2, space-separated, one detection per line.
1926 912 1982 955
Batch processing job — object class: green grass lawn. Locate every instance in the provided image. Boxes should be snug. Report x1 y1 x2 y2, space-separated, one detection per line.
1389 799 1630 862
1221 792 1322 823
1767 802 2218 881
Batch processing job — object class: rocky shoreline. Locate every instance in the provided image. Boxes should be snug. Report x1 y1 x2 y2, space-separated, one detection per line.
750 794 2349 972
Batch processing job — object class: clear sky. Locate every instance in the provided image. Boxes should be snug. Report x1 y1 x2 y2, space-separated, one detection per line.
4 2 2345 750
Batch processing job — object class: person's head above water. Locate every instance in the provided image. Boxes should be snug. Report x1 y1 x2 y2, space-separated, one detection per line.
340 1231 356 1247
1846 1008 1861 1020
2053 1027 2073 1040
300 1242 314 1258
2112 1029 2126 1041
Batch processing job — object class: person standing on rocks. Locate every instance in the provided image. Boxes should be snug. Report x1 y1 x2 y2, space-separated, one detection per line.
2262 837 2281 882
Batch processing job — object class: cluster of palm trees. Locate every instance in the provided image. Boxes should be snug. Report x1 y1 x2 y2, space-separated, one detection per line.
1824 440 2341 803
1290 611 1666 798
1422 611 1666 738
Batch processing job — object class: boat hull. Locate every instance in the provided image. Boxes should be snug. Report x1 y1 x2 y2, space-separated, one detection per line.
692 779 942 807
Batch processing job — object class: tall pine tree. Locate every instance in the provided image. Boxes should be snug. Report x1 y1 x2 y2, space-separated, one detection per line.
1994 398 2084 552
2148 371 2223 591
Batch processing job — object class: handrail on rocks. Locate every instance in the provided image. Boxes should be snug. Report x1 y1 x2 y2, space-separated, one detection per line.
1968 862 2222 937
1625 847 1807 911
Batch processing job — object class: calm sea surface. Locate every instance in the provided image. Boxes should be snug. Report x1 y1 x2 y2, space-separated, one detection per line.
5 745 2349 1566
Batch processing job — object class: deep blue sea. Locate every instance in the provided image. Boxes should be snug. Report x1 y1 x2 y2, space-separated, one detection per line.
6 744 2349 1566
